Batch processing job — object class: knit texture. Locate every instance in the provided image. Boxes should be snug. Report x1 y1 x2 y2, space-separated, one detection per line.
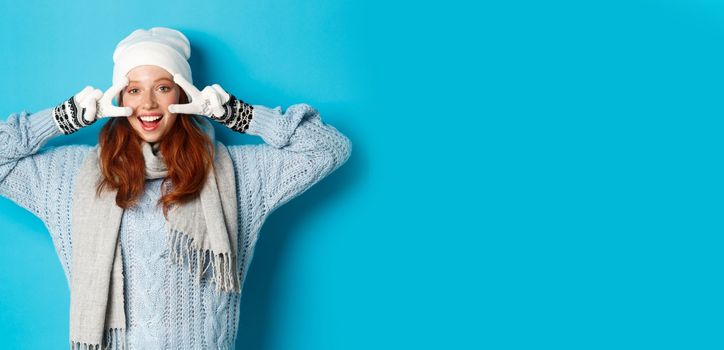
0 103 352 349
217 95 254 133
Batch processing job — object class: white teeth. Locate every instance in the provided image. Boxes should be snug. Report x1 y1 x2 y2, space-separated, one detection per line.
139 115 162 122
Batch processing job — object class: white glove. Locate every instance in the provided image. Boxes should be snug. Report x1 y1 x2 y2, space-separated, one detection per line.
52 78 133 135
168 73 254 133
95 76 134 120
167 73 230 118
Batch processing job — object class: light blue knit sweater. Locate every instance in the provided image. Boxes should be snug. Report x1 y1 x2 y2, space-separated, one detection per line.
0 103 352 349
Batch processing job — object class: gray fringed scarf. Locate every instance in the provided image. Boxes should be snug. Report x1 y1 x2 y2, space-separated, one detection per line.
68 116 240 350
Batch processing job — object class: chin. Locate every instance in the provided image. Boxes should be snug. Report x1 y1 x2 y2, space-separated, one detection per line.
138 134 163 143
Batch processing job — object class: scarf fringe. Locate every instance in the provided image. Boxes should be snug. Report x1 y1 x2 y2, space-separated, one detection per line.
70 328 125 350
167 229 239 294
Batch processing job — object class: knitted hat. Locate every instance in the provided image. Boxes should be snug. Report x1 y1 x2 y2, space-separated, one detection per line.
112 27 192 101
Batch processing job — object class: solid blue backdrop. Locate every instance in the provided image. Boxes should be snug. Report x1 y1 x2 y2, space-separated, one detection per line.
0 0 722 349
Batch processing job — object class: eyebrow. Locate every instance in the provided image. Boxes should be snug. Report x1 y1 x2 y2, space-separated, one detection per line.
128 77 173 83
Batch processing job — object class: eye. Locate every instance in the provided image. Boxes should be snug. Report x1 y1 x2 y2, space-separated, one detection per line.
127 88 139 94
159 85 171 92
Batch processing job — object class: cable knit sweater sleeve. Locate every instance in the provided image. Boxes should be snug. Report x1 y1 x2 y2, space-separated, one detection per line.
0 108 64 221
228 103 352 218
0 108 91 281
227 103 351 276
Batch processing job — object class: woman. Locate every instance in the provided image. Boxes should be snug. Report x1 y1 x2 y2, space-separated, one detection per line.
0 27 351 350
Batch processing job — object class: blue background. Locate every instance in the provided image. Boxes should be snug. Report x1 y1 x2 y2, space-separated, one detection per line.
0 0 722 349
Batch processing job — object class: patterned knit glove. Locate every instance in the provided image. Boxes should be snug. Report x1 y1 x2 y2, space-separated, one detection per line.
168 74 254 133
52 77 133 134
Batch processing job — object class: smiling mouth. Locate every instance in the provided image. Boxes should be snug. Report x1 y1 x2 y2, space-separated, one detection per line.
137 114 163 131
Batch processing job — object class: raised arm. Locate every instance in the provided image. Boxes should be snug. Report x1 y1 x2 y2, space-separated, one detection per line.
0 82 130 284
232 103 352 217
167 76 353 282
167 74 353 218
0 107 97 279
226 103 351 285
0 108 65 222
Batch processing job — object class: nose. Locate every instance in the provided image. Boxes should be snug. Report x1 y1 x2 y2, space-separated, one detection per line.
140 90 158 110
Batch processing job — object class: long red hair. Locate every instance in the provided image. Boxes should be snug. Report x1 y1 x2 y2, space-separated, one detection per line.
96 91 215 217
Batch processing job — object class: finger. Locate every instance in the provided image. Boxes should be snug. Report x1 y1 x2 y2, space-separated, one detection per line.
206 89 225 117
103 105 133 117
77 89 102 122
74 86 95 105
81 95 98 124
90 88 104 101
210 84 230 104
168 103 199 115
77 89 102 123
172 73 200 100
99 78 133 117
101 76 129 105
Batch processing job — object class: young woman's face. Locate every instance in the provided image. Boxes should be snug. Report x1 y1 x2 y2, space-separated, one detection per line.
120 65 180 143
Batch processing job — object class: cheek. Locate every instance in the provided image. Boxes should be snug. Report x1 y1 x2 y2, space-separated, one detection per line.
164 93 180 107
127 116 140 128
165 115 178 127
121 96 139 109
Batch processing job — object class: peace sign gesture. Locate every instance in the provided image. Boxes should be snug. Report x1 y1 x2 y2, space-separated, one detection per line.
96 76 134 120
168 73 231 120
52 78 133 135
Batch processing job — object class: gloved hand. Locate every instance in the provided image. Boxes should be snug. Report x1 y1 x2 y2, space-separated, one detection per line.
52 77 133 135
168 74 254 133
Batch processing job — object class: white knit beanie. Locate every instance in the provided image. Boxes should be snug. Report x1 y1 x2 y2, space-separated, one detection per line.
112 27 192 101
